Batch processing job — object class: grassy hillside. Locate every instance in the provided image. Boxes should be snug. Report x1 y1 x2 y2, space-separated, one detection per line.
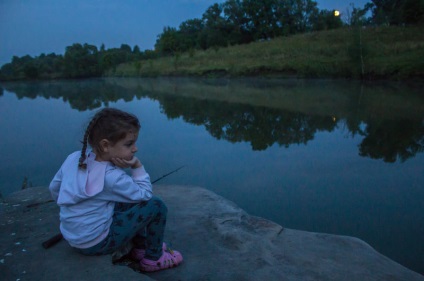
108 26 424 80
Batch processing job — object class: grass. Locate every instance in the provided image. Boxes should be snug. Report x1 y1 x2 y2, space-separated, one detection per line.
107 25 424 80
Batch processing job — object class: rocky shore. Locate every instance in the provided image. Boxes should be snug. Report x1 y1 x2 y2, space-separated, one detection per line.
1 185 423 281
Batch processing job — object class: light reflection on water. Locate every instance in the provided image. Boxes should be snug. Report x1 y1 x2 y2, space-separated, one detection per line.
0 78 423 274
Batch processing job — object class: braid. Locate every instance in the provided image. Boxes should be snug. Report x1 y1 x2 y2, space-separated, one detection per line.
78 131 89 169
78 113 102 169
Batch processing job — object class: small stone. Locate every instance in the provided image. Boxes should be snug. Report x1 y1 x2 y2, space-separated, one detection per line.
22 249 26 252
0 259 4 263
11 233 16 236
15 242 21 245
5 253 12 256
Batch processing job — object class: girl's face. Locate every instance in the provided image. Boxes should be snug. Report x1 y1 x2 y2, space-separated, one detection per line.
103 130 139 161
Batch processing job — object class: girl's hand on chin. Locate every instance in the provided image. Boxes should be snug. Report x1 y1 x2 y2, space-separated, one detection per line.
111 157 142 169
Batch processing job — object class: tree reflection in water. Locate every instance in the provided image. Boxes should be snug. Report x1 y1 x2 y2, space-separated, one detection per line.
1 78 423 162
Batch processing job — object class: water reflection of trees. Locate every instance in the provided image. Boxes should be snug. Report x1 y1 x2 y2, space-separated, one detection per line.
1 79 423 162
147 93 424 162
0 80 142 111
359 119 424 162
158 95 337 150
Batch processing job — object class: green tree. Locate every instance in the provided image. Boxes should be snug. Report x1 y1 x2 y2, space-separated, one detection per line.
288 0 320 33
243 0 280 39
348 3 371 26
120 44 132 53
155 26 181 55
36 53 64 77
222 0 253 44
133 45 141 54
200 3 231 48
242 0 320 38
119 44 134 61
7 55 35 79
23 63 39 79
313 9 343 30
178 19 204 51
402 0 424 24
64 43 100 78
141 49 159 60
368 0 407 25
0 63 15 80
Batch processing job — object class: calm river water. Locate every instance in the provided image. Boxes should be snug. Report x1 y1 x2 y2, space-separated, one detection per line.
0 78 423 274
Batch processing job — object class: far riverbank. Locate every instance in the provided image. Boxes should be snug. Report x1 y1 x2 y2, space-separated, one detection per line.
108 26 424 81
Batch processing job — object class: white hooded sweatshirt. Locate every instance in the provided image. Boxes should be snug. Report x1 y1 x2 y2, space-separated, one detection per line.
49 151 153 248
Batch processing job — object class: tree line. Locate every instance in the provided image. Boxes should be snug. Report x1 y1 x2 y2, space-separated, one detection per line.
155 0 342 55
0 43 158 80
1 0 422 81
155 0 423 54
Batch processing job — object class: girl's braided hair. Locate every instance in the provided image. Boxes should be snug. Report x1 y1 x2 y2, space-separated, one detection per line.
78 108 140 169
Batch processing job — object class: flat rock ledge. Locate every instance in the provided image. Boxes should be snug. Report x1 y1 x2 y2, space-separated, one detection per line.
1 185 423 281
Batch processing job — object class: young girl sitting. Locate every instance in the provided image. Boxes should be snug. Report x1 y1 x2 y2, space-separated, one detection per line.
49 107 183 272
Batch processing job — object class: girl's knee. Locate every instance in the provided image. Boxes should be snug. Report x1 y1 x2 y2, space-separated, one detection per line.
150 196 168 214
138 196 167 214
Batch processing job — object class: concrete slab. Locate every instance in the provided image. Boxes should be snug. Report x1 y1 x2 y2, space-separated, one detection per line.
1 185 423 281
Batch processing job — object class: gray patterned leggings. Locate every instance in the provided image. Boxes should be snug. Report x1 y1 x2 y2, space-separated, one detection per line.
76 196 167 260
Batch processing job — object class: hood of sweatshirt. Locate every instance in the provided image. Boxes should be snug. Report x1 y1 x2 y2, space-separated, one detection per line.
57 151 107 205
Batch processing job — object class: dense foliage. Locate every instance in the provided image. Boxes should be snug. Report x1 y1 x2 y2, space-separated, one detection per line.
154 0 424 55
0 0 422 81
0 43 158 80
366 0 424 25
155 0 343 55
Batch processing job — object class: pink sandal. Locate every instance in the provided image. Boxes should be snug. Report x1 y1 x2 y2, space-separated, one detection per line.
140 246 183 272
131 242 167 261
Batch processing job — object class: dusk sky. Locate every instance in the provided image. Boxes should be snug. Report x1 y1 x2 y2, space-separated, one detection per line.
0 0 370 66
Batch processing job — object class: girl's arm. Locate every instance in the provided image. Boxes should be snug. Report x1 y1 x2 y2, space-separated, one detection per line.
111 156 141 169
102 165 153 202
49 169 62 201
